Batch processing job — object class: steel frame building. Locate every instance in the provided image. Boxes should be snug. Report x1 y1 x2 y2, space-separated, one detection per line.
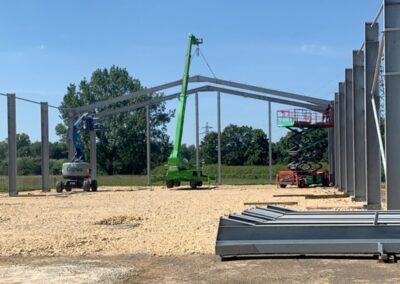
4 1 400 215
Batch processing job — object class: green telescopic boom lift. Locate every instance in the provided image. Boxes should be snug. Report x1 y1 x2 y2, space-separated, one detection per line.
165 33 212 189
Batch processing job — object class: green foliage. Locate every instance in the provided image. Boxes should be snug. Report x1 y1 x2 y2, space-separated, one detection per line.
0 134 68 176
180 144 196 165
58 66 174 175
200 132 218 164
273 128 328 166
200 124 269 166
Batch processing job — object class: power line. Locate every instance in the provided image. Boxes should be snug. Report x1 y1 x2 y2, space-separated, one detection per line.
0 92 59 109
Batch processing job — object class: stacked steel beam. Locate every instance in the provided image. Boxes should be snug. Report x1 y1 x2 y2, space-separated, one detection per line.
216 206 400 258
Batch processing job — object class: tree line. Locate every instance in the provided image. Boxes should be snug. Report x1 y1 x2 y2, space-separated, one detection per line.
0 66 328 176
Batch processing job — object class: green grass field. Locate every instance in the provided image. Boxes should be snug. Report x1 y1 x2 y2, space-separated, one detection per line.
0 163 329 192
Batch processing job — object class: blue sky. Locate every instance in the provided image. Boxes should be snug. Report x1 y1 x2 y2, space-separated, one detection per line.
0 0 381 144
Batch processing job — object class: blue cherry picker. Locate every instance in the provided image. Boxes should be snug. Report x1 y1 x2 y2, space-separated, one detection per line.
56 113 100 193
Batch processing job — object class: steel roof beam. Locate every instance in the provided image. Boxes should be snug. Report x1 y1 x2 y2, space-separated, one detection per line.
96 85 324 118
191 75 331 106
73 75 330 114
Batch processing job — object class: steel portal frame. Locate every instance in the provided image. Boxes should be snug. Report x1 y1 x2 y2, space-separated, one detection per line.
66 80 331 188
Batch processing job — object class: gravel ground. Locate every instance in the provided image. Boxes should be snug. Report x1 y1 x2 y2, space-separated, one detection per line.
0 185 361 257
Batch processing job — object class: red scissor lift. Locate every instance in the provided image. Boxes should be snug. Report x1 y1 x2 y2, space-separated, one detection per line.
276 108 333 188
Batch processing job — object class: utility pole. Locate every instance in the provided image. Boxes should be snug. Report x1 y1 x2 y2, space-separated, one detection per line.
201 122 213 136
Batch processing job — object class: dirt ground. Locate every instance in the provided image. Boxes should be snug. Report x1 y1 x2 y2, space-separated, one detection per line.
1 184 396 283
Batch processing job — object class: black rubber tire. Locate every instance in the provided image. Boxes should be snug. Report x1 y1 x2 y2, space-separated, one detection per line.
279 184 287 188
173 181 181 187
322 178 330 187
166 181 174 188
56 181 64 193
298 179 306 188
91 180 98 191
83 180 91 192
196 181 203 187
190 180 197 189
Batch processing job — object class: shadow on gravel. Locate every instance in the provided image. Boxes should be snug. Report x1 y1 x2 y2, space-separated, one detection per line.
221 254 379 262
170 186 217 191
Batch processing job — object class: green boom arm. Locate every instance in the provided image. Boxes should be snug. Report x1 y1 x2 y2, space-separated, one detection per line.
168 34 203 170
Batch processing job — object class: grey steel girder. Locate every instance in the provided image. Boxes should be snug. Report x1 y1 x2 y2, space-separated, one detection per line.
365 22 381 210
338 83 347 192
352 50 367 201
95 85 325 119
384 0 400 210
216 206 400 257
345 69 354 195
334 93 341 188
73 75 330 114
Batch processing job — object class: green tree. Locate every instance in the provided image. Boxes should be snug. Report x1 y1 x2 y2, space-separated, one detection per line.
0 141 7 160
16 133 31 157
273 128 328 167
180 144 196 165
200 132 218 164
49 142 68 160
244 128 268 165
57 66 173 175
200 124 269 166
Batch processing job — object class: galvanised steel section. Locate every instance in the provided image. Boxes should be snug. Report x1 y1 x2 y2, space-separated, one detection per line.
74 75 330 114
40 102 50 192
268 101 272 181
334 94 341 188
67 112 76 161
345 69 354 195
146 105 151 186
7 94 17 196
328 124 335 185
352 50 366 201
331 100 336 184
216 206 400 257
191 75 331 106
339 83 347 192
89 130 97 181
195 93 200 171
217 92 222 185
384 0 400 209
95 86 325 119
364 22 381 210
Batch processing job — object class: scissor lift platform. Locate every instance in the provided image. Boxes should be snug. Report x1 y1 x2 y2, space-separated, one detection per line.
277 109 334 128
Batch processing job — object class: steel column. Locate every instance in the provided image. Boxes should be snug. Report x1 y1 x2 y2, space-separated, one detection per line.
339 83 346 192
328 119 335 185
146 105 151 186
365 22 381 210
40 102 50 192
268 101 272 181
195 93 200 171
217 92 222 185
352 50 367 201
334 93 341 188
67 113 75 161
7 94 17 196
89 130 97 181
345 69 354 195
384 0 400 209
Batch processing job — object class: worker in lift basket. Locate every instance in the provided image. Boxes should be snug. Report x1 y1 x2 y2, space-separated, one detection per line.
323 105 331 123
